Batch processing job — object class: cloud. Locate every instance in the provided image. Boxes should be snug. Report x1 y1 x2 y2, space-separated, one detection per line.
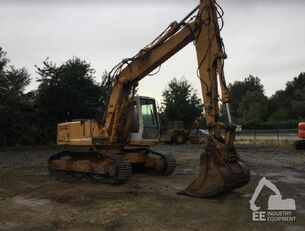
1 0 197 6
1 0 305 99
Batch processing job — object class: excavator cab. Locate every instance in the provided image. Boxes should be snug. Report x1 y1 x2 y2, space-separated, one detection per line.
56 96 160 147
129 96 160 145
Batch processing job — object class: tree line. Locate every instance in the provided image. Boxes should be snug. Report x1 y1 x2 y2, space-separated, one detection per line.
0 47 304 145
227 74 305 129
159 74 305 131
0 48 112 145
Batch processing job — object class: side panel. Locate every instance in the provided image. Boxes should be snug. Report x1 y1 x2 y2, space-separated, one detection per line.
57 120 101 145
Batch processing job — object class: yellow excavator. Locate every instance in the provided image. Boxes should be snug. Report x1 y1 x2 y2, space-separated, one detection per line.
49 0 250 197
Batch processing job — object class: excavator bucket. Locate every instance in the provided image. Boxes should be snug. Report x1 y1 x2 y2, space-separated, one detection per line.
179 150 250 198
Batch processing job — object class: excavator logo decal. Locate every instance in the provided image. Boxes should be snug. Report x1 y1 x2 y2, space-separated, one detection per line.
249 177 296 222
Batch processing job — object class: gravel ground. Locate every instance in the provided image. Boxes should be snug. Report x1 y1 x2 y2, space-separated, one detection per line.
0 143 304 231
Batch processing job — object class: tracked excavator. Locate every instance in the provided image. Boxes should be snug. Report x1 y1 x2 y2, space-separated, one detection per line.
49 0 250 197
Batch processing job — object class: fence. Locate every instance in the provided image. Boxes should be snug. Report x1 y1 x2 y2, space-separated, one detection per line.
235 129 298 142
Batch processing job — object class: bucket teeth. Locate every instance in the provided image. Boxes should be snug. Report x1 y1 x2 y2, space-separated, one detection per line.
178 151 250 198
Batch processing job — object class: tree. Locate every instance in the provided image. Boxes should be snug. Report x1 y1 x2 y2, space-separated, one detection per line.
284 72 305 120
227 75 268 125
268 72 305 122
267 90 288 122
237 90 268 124
99 71 114 115
228 75 265 119
290 86 305 119
35 57 102 142
161 77 203 128
0 48 9 72
0 48 35 145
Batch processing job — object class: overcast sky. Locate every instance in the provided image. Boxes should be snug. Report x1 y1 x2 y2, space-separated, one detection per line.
1 0 305 102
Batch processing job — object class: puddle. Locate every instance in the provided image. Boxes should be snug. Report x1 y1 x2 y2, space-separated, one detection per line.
296 209 305 216
299 192 305 197
261 171 305 184
174 186 186 191
12 195 51 206
174 169 196 175
241 193 252 198
278 177 305 184
264 172 284 177
250 171 258 176
284 225 305 231
0 222 21 230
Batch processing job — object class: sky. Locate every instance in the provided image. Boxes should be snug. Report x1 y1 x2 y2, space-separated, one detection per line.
1 0 305 103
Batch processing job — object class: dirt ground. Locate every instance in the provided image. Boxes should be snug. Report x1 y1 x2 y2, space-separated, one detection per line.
0 143 304 231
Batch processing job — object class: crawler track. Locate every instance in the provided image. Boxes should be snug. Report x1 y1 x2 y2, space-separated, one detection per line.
48 150 131 184
48 148 176 184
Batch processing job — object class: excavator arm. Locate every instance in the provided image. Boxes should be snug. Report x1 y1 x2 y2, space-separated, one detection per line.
102 15 197 144
104 1 230 145
98 0 250 197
